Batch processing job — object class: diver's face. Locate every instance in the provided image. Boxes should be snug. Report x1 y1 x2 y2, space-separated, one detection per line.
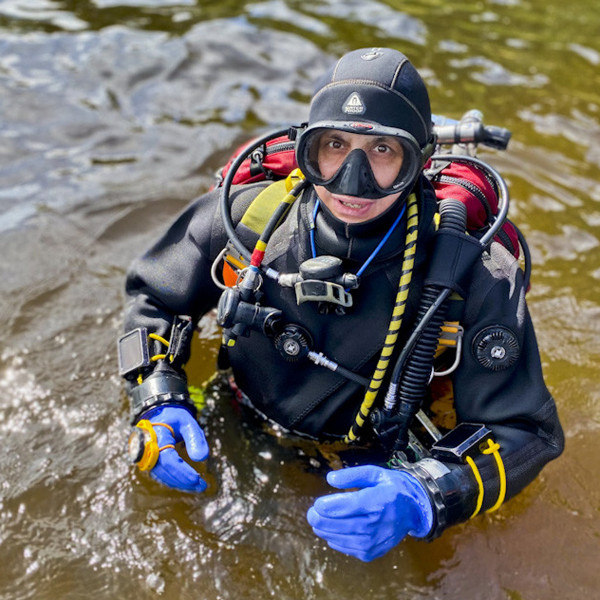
313 131 404 223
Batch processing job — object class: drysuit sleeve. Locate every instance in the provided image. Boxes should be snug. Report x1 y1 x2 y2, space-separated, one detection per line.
118 188 232 423
122 183 265 369
120 184 268 420
404 242 564 537
123 188 224 369
454 242 563 507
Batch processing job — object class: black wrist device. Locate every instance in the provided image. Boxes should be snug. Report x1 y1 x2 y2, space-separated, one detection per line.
118 328 150 378
431 423 492 464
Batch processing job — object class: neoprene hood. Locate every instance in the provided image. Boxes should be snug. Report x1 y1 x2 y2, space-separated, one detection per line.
295 48 434 198
308 48 433 149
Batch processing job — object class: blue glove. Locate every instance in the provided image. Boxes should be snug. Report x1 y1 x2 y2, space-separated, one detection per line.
306 465 434 562
145 405 209 493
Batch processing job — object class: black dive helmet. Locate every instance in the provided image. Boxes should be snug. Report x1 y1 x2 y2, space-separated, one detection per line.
295 48 436 200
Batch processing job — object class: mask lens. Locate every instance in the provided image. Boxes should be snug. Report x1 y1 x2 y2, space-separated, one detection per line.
298 126 421 196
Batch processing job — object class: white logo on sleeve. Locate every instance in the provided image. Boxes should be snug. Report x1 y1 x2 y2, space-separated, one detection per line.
343 92 365 115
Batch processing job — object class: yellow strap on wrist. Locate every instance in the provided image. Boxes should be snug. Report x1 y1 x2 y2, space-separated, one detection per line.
466 438 507 518
466 455 485 518
482 439 506 512
148 333 174 363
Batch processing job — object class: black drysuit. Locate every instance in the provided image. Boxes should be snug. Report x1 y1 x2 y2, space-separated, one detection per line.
123 175 564 534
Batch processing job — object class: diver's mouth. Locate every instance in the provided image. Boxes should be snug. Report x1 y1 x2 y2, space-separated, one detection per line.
340 200 364 209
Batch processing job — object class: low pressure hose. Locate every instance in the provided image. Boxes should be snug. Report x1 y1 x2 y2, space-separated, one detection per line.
390 199 468 451
345 193 419 443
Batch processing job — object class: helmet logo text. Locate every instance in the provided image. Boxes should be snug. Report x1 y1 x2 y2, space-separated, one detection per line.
350 123 373 131
343 92 365 115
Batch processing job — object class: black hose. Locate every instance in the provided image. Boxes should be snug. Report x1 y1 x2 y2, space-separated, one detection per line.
511 219 531 291
219 127 290 263
259 179 309 246
391 199 468 451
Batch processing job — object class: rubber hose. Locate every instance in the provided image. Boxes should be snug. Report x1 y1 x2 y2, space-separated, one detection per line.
219 128 290 263
393 199 467 450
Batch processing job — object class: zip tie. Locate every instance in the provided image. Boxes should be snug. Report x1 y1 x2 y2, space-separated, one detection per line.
466 438 506 518
466 456 485 518
482 439 506 512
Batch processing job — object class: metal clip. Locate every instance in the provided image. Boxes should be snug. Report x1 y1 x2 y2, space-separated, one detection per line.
434 321 464 377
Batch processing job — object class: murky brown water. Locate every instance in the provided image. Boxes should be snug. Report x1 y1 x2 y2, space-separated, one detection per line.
0 1 598 598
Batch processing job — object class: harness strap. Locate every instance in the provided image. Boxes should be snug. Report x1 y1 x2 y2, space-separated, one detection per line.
223 170 305 284
241 169 304 234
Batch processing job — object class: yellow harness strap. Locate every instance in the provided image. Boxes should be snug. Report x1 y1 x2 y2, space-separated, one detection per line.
241 169 304 234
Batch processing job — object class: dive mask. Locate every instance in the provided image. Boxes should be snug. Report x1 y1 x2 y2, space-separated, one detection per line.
296 122 424 199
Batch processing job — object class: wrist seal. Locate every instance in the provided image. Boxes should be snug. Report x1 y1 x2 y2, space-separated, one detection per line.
393 457 477 540
130 369 196 423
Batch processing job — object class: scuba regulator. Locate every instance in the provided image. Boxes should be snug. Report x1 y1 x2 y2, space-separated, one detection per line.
214 128 365 362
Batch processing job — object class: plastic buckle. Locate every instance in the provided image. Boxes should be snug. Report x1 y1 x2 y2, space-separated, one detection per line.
438 322 464 349
294 280 353 307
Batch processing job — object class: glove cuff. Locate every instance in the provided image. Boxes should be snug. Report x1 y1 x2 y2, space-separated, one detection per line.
129 365 196 424
393 457 477 540
396 460 446 539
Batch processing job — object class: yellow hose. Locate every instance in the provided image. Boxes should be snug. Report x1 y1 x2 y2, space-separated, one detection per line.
345 193 419 442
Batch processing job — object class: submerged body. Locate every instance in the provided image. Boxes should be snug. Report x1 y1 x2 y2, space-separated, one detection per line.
120 47 563 561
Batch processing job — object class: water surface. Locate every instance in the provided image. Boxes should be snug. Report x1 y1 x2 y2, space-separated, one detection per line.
0 1 598 598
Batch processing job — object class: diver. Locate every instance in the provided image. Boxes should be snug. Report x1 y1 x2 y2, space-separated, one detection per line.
119 47 564 562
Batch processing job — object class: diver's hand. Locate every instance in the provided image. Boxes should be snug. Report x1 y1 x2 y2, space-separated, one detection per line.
146 405 209 492
307 465 433 562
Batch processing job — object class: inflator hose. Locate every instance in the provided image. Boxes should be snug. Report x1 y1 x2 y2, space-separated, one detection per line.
219 127 290 264
392 199 468 451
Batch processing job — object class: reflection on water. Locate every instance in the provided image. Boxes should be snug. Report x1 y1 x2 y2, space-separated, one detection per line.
0 0 599 598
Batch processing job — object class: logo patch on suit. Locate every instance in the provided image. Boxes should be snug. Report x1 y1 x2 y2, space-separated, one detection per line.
473 326 520 371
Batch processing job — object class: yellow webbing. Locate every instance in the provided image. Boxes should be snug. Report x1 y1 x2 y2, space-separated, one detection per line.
345 193 419 442
241 169 305 234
